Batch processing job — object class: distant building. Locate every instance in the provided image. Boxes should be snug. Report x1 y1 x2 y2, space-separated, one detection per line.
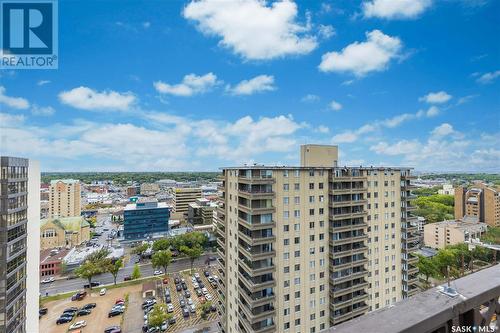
455 182 500 227
126 186 138 197
415 216 426 232
423 218 488 249
40 216 91 250
140 183 160 196
438 184 455 195
123 198 170 241
187 198 216 230
49 179 81 218
173 187 202 218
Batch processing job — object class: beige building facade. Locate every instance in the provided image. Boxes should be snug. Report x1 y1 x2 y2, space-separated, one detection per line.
173 187 202 218
455 183 500 227
215 145 418 333
49 179 81 218
423 219 488 249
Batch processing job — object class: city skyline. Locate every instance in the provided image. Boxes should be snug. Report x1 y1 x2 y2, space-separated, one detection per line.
0 0 499 172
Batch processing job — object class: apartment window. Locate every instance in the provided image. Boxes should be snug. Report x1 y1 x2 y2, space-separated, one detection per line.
284 252 289 260
294 210 300 218
295 319 301 326
284 266 290 273
295 305 301 312
319 195 324 202
309 209 315 215
320 221 324 227
284 323 290 330
320 310 325 317
295 170 300 177
319 182 324 189
284 294 290 301
309 169 315 176
319 246 325 252
295 237 300 244
295 251 300 257
284 184 289 191
294 183 300 190
284 239 290 246
374 181 378 187
294 196 300 204
294 277 300 285
295 291 300 298
319 259 325 266
310 287 315 294
284 280 290 287
384 181 388 186
309 196 315 203
319 208 324 215
283 170 289 177
310 273 316 281
284 211 290 219
374 192 379 198
309 183 314 190
284 197 289 204
310 261 315 268
310 235 315 241
320 272 325 278
284 308 290 316
294 223 300 231
284 225 289 232
319 233 324 240
310 222 315 228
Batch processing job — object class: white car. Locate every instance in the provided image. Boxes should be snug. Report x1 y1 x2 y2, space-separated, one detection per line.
206 294 213 301
191 276 197 283
213 275 219 282
153 270 163 276
201 288 208 295
207 276 214 283
41 277 55 284
187 298 193 305
167 304 174 313
99 288 106 296
194 273 200 278
193 282 199 289
190 304 196 313
69 321 87 330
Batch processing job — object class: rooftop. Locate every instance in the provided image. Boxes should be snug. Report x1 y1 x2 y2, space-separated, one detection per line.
41 216 90 232
50 179 79 185
431 219 487 232
221 165 413 171
40 248 72 264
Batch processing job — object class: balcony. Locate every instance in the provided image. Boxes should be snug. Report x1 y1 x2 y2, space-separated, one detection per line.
331 270 368 284
238 204 275 215
239 286 276 308
240 260 275 277
330 210 367 220
330 246 367 259
331 258 369 271
407 266 419 275
331 282 369 297
239 246 275 261
239 314 276 333
238 230 275 246
238 189 275 199
239 300 276 324
239 272 275 292
331 304 369 325
238 217 276 231
238 176 275 185
330 199 368 208
330 222 367 233
329 174 366 182
330 234 368 246
330 187 368 194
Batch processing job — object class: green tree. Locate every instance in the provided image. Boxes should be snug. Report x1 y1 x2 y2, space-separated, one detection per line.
200 301 212 320
180 245 203 272
433 248 458 279
416 255 437 283
74 260 101 289
131 263 141 280
152 239 171 252
151 250 172 277
107 258 123 285
133 243 150 258
147 303 168 328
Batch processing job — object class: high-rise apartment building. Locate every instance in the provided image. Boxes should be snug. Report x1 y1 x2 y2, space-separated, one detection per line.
214 145 419 333
0 157 40 333
455 183 500 227
49 179 81 218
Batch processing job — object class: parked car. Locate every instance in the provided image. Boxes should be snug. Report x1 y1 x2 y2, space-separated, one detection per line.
174 277 181 284
104 326 122 333
146 327 159 333
142 299 156 309
176 284 182 291
39 308 48 316
210 304 217 312
69 320 87 330
41 277 55 284
201 288 208 295
182 308 190 318
112 304 125 311
193 282 199 289
123 275 132 281
165 295 171 303
81 303 96 310
168 317 176 325
196 276 202 283
108 309 124 317
76 309 91 316
100 288 107 296
184 290 191 298
213 275 219 282
167 304 174 313
153 270 163 276
198 282 205 288
208 256 217 261
71 291 87 301
179 298 186 308
195 289 203 296
63 307 79 313
181 282 187 290
207 276 214 283
83 281 100 288
194 273 200 279
210 281 218 289
56 316 73 324
206 294 213 301
190 304 196 313
115 298 125 304
187 298 193 305
204 271 210 277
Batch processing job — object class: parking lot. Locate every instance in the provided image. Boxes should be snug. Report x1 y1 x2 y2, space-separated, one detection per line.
40 284 141 333
129 266 221 332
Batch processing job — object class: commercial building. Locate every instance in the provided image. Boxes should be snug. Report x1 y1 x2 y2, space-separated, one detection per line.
214 145 419 333
49 179 81 218
455 182 500 227
140 183 160 196
423 218 488 249
123 198 170 241
39 248 71 277
40 216 91 250
187 198 217 230
0 157 40 333
173 187 202 218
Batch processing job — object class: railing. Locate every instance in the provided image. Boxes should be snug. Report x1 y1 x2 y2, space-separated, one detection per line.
322 264 500 333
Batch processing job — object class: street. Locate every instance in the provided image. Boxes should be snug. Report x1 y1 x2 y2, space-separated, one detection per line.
41 254 216 295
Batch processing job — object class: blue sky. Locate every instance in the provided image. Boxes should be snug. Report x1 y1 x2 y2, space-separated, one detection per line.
0 0 499 172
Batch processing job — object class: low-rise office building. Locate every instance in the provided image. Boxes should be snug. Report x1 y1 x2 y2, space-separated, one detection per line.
423 218 488 249
40 216 91 250
123 198 170 241
173 187 202 219
187 198 216 230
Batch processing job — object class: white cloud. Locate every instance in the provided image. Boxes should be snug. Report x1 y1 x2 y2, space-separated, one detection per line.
419 91 452 104
0 112 25 127
382 113 414 128
31 105 55 116
301 94 320 102
317 125 329 133
319 30 402 77
362 0 432 19
456 94 479 105
58 86 136 111
37 80 51 86
318 24 335 39
0 86 30 109
226 75 276 95
476 70 500 84
370 139 420 155
329 100 343 111
183 0 317 60
431 123 454 137
332 131 358 143
154 73 219 96
416 105 440 118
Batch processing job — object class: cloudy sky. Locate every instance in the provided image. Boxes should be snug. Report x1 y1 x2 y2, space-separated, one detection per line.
1 0 499 172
